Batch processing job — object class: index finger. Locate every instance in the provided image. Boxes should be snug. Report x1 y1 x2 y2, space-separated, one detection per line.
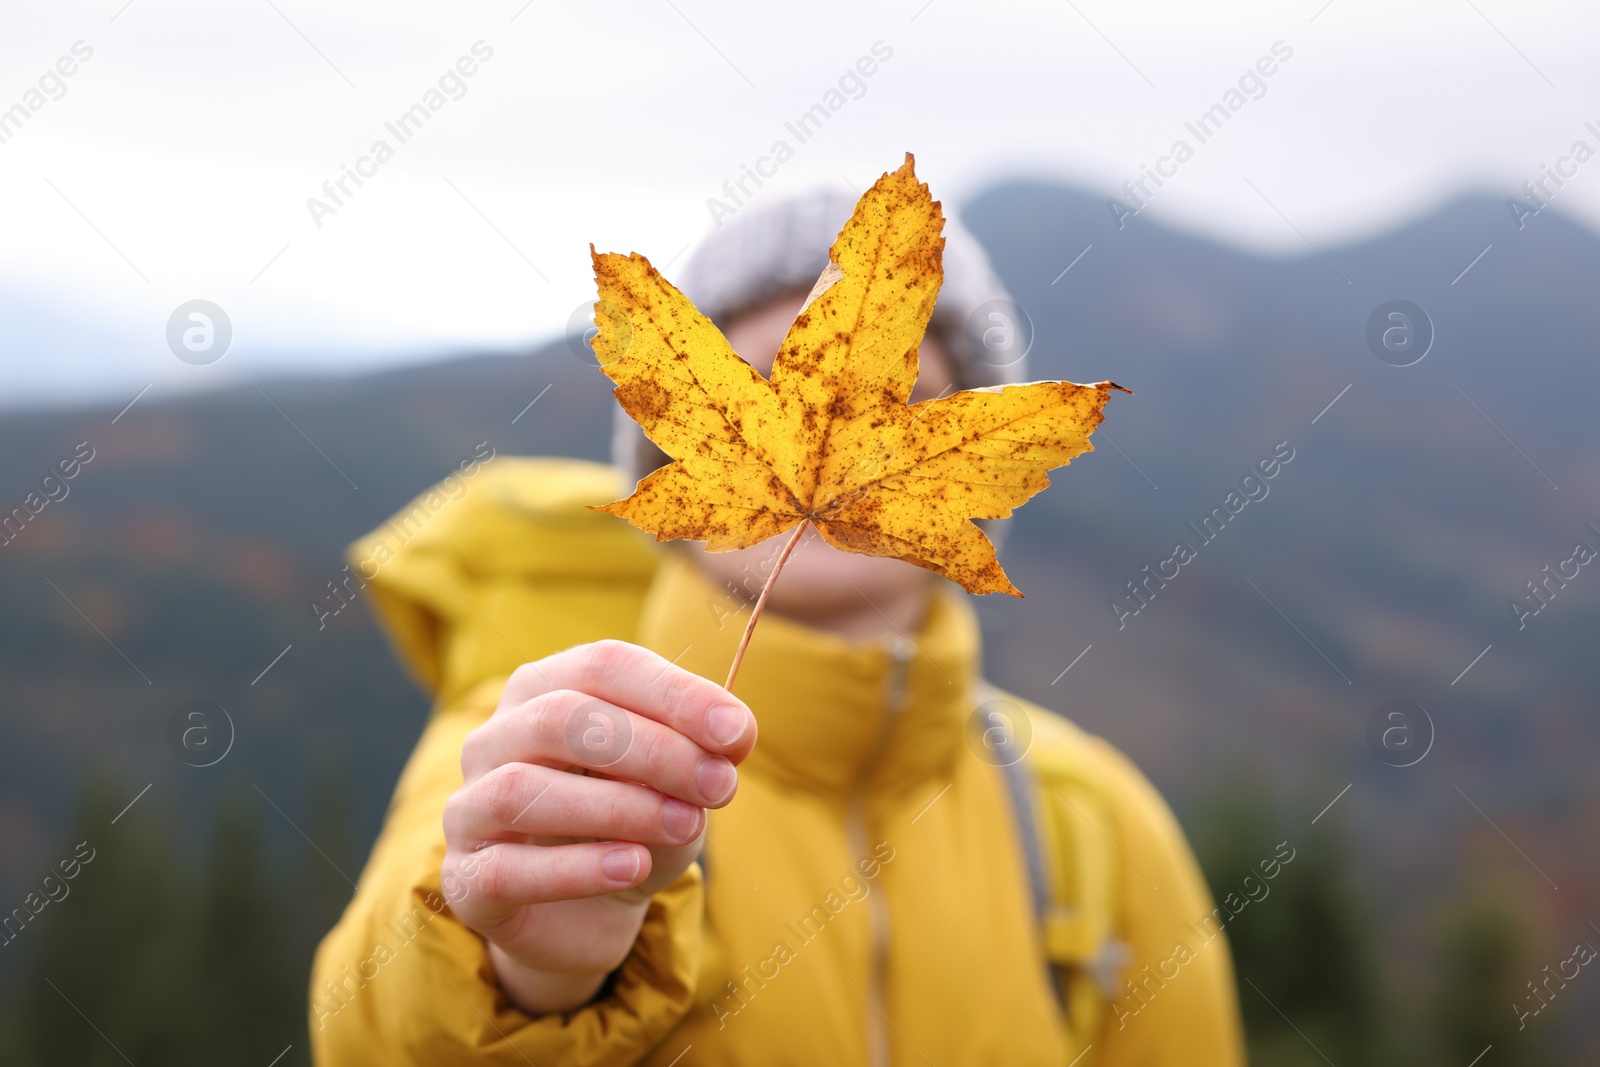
501 640 757 762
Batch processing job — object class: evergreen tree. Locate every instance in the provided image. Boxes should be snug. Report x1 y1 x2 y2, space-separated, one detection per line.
1267 815 1384 1060
276 759 361 1067
297 758 359 956
191 790 301 1063
1191 772 1391 1066
17 776 198 1066
1429 893 1549 1066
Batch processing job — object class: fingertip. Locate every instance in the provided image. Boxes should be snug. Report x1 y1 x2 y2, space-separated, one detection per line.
737 710 758 758
695 757 738 806
601 844 647 886
705 702 753 748
661 797 705 843
724 714 758 766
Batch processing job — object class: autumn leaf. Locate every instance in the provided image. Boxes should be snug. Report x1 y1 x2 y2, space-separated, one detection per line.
589 153 1126 602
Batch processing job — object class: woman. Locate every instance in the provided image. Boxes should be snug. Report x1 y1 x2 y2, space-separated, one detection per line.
310 191 1244 1064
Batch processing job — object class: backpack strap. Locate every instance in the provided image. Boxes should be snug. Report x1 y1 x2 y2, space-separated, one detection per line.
999 749 1052 921
976 684 1127 1064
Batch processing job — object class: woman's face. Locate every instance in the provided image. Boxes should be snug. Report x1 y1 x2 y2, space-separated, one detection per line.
687 290 957 635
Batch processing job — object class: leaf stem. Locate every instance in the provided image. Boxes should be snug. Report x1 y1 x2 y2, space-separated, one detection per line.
724 520 811 692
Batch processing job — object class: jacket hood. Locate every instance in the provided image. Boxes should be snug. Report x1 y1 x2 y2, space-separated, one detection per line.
347 457 660 708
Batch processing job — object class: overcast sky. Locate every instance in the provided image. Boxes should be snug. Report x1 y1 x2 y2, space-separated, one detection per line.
2 0 1597 407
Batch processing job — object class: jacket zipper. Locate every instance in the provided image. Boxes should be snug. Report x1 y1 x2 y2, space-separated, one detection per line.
845 636 914 1067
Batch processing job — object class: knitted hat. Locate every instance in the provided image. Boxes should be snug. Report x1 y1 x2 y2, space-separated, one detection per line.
611 187 1027 483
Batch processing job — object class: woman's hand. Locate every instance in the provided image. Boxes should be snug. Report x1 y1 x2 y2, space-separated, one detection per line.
441 640 756 1015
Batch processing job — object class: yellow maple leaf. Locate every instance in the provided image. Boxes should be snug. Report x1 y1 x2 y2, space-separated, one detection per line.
590 153 1126 601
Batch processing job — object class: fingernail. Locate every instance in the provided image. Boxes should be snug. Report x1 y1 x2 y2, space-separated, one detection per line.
695 757 737 804
706 703 749 747
601 847 641 883
661 798 703 842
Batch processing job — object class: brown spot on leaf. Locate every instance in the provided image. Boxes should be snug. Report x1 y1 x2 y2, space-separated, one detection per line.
614 377 671 423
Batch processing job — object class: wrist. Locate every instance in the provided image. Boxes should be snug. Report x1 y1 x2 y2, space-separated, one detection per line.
488 943 616 1016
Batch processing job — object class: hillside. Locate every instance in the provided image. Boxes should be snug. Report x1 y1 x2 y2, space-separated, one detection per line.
2 182 1597 1057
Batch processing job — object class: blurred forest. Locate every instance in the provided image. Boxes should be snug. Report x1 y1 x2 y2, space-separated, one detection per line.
2 180 1598 1062
0 772 1564 1064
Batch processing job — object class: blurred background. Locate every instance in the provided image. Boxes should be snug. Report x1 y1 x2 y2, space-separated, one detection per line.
2 1 1598 1063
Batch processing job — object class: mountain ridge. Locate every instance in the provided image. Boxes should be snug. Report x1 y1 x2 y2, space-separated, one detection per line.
2 177 1596 1039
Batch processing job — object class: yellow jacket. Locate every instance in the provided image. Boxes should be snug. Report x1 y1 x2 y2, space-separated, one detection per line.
310 458 1244 1066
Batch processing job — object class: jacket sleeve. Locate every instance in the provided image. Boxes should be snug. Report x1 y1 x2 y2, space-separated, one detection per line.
309 458 701 1065
1084 739 1246 1065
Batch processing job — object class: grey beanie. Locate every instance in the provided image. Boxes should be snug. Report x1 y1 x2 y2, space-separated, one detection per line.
611 187 1026 483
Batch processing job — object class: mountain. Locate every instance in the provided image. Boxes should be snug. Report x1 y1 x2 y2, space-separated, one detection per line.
2 183 1597 1056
